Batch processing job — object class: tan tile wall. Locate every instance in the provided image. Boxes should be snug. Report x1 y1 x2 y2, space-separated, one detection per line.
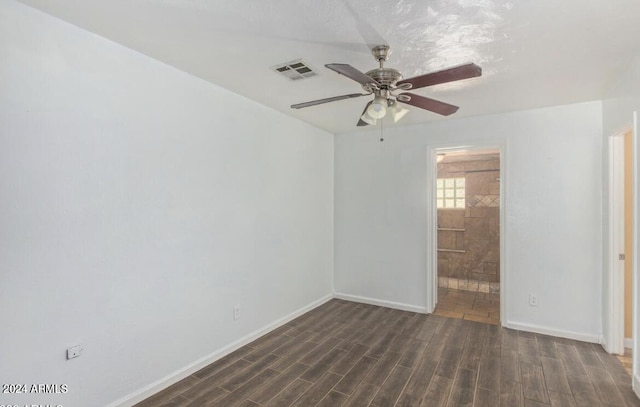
438 276 500 294
437 156 500 283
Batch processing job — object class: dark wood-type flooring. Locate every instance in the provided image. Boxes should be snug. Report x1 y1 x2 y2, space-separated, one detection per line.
135 299 639 407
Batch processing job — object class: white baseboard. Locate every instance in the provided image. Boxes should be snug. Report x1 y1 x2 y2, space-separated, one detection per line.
333 291 428 314
625 338 634 349
108 293 334 407
504 321 600 344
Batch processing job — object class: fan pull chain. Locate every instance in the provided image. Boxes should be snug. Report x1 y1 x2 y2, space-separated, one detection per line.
380 118 384 142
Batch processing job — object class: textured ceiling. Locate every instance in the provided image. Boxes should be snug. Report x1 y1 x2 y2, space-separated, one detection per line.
17 0 640 134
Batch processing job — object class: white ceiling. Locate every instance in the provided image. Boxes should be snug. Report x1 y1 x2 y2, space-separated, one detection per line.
17 0 640 134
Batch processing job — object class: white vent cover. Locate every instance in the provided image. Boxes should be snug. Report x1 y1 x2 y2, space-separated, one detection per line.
272 59 317 81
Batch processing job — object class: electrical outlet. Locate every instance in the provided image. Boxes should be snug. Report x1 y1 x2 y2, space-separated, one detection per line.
66 345 82 360
233 306 241 321
529 294 538 307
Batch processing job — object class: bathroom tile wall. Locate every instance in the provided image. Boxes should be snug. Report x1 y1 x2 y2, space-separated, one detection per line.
437 155 500 284
438 276 500 294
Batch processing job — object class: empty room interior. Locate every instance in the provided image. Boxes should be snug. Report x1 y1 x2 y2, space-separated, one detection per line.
2 0 640 406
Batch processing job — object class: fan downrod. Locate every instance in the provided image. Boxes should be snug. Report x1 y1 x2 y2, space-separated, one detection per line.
364 45 402 92
371 45 391 65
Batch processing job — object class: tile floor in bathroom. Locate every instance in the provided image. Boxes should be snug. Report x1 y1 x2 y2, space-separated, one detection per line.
434 287 500 326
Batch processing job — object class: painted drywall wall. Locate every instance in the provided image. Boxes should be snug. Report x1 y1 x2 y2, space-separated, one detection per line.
335 101 603 339
0 2 333 406
601 53 640 386
602 55 640 138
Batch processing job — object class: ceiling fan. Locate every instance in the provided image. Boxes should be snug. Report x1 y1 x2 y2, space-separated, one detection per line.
291 45 482 126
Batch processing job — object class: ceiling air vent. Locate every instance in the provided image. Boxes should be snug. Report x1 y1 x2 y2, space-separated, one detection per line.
272 59 317 81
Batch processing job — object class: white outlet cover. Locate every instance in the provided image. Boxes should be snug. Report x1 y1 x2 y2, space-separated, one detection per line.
66 346 82 360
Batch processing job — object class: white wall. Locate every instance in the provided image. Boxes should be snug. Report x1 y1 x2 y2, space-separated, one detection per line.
335 101 603 340
0 2 333 406
603 55 640 137
601 54 640 387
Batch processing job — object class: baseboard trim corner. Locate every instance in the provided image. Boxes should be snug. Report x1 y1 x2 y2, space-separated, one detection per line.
504 320 600 344
333 292 428 314
108 293 333 407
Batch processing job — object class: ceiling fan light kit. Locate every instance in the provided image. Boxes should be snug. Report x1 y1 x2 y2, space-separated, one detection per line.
360 112 377 126
367 94 388 118
291 44 482 127
387 100 409 123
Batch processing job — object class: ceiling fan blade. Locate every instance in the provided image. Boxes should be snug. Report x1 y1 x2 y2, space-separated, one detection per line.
397 63 482 90
397 93 459 116
291 93 366 109
357 101 373 126
326 63 380 86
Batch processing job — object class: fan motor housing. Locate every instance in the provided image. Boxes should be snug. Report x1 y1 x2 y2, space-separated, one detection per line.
364 68 402 91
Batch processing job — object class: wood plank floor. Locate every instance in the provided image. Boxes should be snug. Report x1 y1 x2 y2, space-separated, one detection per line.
135 299 640 407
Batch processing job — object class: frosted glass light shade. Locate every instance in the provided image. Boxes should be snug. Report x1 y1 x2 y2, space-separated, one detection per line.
388 100 409 123
367 96 387 119
360 111 377 125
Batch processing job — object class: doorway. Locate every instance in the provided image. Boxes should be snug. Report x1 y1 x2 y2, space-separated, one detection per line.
432 148 502 325
607 129 635 353
622 129 634 372
606 126 636 378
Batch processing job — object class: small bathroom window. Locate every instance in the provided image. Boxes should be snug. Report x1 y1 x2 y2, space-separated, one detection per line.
437 177 465 209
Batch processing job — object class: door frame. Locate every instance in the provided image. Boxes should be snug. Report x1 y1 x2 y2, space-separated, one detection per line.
631 111 639 390
426 141 506 325
606 130 627 355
